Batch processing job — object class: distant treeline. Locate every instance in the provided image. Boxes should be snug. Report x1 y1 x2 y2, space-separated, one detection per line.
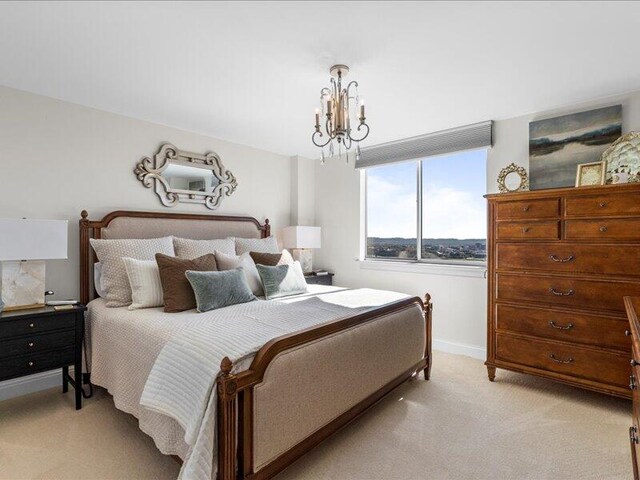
530 124 621 157
368 237 485 247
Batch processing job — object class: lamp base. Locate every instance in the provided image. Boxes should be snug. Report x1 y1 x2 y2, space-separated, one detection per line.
292 249 314 274
0 261 46 312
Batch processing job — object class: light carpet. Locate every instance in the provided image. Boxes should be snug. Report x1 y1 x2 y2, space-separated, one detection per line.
0 351 631 480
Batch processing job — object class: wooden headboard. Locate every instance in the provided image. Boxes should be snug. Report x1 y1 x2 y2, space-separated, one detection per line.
79 210 270 304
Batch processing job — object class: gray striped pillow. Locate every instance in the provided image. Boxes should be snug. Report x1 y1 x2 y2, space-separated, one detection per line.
122 257 164 310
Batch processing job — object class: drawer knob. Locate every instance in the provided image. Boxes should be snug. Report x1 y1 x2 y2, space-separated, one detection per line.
626 330 632 337
29 323 35 328
599 202 607 208
28 342 34 348
632 359 640 367
522 205 530 212
522 227 531 233
28 361 34 367
631 375 637 390
550 288 574 296
549 353 573 364
549 321 574 330
549 255 574 263
599 225 608 232
631 426 639 445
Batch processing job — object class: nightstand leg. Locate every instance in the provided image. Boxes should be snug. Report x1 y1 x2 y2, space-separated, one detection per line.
62 366 69 393
74 360 82 410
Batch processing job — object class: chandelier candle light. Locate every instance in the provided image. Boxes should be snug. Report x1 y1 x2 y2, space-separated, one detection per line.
312 64 370 164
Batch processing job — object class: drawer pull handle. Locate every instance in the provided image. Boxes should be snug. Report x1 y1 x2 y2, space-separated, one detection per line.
632 359 640 367
631 375 637 390
549 255 574 263
599 226 608 232
522 205 530 212
549 321 574 330
599 202 607 208
522 227 531 233
28 361 34 367
28 342 34 348
29 323 35 328
626 330 632 337
631 426 639 445
549 353 573 364
550 288 574 296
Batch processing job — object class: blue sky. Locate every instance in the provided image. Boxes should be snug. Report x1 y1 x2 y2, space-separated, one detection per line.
367 149 487 239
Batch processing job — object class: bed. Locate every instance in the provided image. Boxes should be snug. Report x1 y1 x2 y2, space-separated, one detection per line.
79 210 432 480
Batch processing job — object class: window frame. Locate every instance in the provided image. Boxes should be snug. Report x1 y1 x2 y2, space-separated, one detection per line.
363 149 487 268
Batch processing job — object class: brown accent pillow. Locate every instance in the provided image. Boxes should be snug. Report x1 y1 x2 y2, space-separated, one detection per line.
156 253 217 312
249 249 294 267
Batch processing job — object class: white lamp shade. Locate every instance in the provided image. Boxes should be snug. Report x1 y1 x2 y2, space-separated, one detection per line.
282 226 321 249
0 219 68 261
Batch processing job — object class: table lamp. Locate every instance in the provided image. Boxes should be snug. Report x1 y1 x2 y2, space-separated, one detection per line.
282 226 321 274
0 218 68 312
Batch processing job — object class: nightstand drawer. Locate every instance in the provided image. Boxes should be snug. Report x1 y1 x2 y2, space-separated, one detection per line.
0 347 75 381
0 313 75 339
0 330 75 359
305 274 334 286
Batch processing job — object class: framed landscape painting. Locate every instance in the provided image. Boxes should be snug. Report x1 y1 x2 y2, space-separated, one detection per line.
529 105 622 190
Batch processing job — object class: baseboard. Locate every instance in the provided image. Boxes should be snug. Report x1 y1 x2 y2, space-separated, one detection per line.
0 368 73 402
433 338 486 360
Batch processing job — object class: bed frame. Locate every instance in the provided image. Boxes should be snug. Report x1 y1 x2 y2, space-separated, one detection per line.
79 210 432 480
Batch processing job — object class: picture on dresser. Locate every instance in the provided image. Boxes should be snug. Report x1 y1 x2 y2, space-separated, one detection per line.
529 105 622 190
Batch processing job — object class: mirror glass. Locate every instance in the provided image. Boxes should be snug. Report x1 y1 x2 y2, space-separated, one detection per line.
163 163 221 194
504 171 523 191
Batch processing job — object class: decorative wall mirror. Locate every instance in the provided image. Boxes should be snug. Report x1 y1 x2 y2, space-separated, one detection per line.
134 143 237 210
497 163 529 193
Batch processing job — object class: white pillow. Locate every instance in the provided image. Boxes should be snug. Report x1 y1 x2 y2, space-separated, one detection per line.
94 262 106 298
215 250 263 296
174 237 236 259
122 258 164 310
234 236 279 255
89 237 174 307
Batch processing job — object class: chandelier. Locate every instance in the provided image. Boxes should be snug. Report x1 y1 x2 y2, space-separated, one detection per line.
312 64 370 164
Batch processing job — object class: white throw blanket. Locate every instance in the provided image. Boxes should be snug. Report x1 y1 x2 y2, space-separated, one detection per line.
139 288 408 480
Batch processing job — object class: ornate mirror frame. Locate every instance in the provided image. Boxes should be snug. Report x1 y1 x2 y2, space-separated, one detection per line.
497 163 529 193
134 143 238 210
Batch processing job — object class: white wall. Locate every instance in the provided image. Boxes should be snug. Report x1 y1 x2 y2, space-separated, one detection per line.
0 86 293 301
314 89 640 359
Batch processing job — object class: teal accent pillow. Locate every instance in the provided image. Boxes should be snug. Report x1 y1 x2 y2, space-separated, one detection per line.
256 261 308 300
185 268 256 312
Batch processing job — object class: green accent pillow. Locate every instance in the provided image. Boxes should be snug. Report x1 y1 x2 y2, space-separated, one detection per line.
185 268 256 312
256 261 308 300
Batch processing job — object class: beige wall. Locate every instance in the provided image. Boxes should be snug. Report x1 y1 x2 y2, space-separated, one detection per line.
314 89 640 358
0 86 293 301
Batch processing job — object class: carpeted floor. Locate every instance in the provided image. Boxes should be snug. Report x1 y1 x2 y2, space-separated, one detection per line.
0 351 631 480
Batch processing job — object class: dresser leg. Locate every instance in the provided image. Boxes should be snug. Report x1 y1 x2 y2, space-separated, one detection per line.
487 365 496 382
62 366 69 393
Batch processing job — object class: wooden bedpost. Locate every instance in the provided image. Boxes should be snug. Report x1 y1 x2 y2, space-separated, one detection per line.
218 356 238 480
264 218 271 238
423 293 433 380
79 210 90 305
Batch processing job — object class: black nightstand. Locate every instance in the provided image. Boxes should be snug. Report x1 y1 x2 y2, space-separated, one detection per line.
0 305 86 409
304 272 334 286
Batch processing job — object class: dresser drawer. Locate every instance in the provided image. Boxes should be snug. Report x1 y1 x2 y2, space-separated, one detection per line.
566 218 640 241
496 304 630 352
0 313 75 339
496 243 640 276
566 193 640 217
496 221 560 241
496 273 640 313
496 198 560 220
0 347 75 381
496 334 629 388
0 330 75 359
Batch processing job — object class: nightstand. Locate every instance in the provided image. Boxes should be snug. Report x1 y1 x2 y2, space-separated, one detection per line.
0 305 86 409
304 272 334 286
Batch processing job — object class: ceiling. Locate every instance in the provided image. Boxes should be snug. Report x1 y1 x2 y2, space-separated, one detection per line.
1 1 640 158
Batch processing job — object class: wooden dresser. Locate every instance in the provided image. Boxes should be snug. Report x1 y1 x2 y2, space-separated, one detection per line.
485 183 640 398
625 296 640 479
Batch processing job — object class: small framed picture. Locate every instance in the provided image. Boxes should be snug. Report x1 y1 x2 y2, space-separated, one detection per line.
575 161 605 187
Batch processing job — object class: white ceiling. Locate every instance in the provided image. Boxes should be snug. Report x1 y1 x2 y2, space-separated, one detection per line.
1 1 640 158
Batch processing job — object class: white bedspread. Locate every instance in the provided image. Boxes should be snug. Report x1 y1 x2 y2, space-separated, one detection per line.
87 285 410 480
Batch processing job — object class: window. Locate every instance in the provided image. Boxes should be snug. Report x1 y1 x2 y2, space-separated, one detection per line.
365 149 487 264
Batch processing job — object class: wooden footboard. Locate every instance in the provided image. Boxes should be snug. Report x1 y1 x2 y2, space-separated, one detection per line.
217 293 433 480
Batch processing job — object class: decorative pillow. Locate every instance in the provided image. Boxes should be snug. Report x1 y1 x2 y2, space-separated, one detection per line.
174 237 235 259
215 251 263 296
234 236 279 255
249 249 294 267
256 261 308 300
185 268 256 312
122 258 164 310
89 237 174 307
156 253 217 312
94 262 106 298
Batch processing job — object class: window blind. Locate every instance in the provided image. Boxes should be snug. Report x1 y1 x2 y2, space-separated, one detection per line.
355 120 493 169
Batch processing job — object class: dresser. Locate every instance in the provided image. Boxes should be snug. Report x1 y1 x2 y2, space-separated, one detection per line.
485 183 640 399
625 296 640 479
0 305 86 409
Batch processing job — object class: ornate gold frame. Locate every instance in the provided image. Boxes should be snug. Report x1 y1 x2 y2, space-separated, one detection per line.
497 163 529 193
134 143 237 210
